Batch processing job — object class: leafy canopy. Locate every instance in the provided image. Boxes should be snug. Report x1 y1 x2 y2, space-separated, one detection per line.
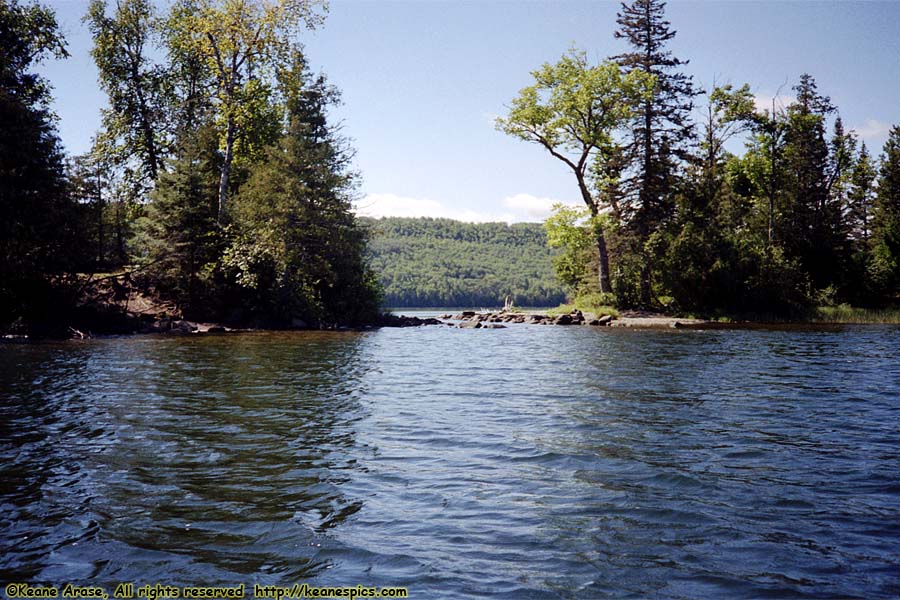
497 49 653 176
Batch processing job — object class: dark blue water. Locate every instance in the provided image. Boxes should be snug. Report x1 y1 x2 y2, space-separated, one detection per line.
1 325 899 598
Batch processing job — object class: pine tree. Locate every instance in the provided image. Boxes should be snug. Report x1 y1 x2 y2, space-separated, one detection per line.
781 74 846 291
142 124 221 314
869 126 900 298
848 143 876 252
228 55 380 326
0 0 84 329
613 0 698 305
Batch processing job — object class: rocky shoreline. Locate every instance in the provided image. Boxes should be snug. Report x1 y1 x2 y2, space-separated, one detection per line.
442 309 613 328
2 308 860 341
438 309 707 329
1 312 450 341
119 309 708 335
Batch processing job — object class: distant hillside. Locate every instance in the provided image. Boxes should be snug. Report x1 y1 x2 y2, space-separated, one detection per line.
362 217 566 308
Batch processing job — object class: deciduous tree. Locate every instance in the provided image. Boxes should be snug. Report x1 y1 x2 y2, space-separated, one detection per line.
166 0 325 223
497 49 652 293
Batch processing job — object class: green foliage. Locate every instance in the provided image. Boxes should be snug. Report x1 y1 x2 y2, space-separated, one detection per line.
227 59 380 326
0 0 84 329
544 204 596 293
614 0 699 306
810 304 900 324
2 1 378 332
364 217 565 308
138 123 221 315
547 293 618 317
868 126 900 300
497 47 653 294
85 0 168 184
496 49 652 162
165 0 326 222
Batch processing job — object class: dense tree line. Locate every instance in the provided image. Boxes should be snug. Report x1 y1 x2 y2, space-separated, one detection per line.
501 0 900 315
364 217 566 307
1 0 380 333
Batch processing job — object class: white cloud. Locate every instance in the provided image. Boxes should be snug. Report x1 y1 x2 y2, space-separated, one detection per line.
753 93 795 114
851 119 892 141
501 193 578 220
354 192 579 223
354 193 514 223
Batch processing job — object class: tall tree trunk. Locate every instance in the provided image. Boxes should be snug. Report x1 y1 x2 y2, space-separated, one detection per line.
218 118 236 224
131 61 159 181
640 263 652 308
115 201 126 264
96 168 104 267
576 172 612 294
596 233 612 294
768 99 777 246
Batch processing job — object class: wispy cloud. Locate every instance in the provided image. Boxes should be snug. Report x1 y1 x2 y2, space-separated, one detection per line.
354 192 578 223
851 119 892 141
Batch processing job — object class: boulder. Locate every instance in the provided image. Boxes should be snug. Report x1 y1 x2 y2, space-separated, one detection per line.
458 320 482 328
167 320 198 334
554 314 574 325
148 318 171 332
381 315 443 327
482 323 507 329
597 315 614 326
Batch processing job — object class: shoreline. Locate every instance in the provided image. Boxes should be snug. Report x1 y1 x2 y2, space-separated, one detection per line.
4 307 896 342
435 309 890 330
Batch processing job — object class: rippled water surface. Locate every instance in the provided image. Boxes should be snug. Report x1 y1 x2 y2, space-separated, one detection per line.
2 324 899 598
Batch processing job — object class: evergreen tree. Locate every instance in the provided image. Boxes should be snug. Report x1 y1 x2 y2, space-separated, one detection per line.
165 0 324 223
228 56 380 325
656 85 757 313
141 124 221 315
613 0 698 305
848 143 877 253
0 0 82 329
869 126 900 299
68 147 109 268
780 74 841 290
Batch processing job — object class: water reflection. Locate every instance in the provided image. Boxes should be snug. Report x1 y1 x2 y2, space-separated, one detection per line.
1 333 371 585
2 326 899 598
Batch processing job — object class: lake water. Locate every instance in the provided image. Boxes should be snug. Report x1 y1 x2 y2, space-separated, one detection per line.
2 323 899 598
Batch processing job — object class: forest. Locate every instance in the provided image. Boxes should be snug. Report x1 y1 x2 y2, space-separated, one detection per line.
364 217 565 308
1 0 380 334
3 0 900 334
499 0 900 316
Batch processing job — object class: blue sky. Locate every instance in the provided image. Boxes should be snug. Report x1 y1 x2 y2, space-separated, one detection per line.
39 0 900 222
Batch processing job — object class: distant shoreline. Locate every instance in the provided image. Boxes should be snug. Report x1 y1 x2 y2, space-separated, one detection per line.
4 304 897 342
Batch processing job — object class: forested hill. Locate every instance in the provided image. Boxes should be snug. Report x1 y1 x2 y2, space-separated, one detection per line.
362 217 566 307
